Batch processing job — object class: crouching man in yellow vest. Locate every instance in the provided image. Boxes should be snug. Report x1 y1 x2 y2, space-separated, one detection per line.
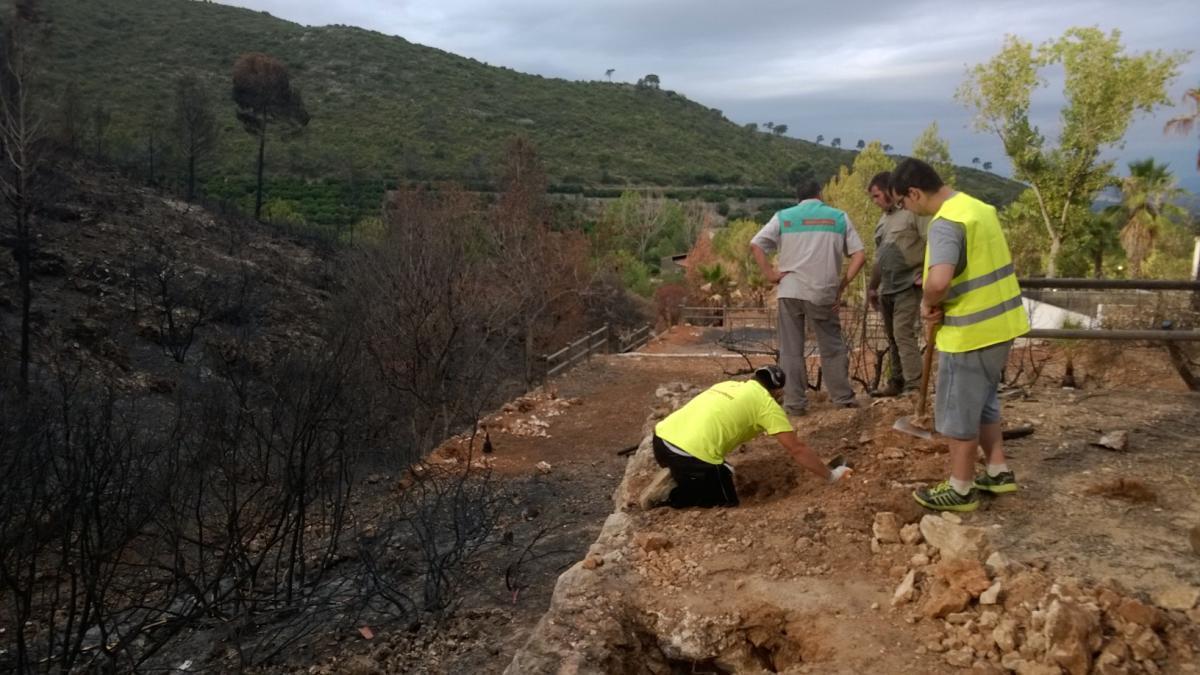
651 365 852 508
889 159 1030 512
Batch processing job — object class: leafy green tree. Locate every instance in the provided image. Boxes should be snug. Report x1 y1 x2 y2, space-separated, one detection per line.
882 143 893 153
972 157 980 165
958 28 1185 276
830 137 841 148
1112 158 1187 277
855 139 865 150
816 134 824 144
822 141 896 264
772 124 788 136
1164 86 1200 171
698 262 734 307
637 73 660 89
594 190 690 265
744 122 758 132
983 161 993 171
174 73 218 201
911 121 956 187
605 68 615 82
712 218 770 304
786 161 814 190
232 52 310 220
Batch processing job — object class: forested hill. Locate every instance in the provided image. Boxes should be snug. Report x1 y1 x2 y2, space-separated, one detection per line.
40 0 1020 202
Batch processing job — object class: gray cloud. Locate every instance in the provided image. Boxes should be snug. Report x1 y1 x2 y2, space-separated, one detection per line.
222 0 1200 190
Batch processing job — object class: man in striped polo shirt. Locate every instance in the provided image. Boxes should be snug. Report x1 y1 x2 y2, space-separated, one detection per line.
750 180 867 416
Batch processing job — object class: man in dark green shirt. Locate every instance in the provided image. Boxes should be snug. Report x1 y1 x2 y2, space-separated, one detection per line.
866 172 927 396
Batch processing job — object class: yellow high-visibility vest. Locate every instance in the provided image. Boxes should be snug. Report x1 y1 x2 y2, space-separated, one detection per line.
925 193 1030 353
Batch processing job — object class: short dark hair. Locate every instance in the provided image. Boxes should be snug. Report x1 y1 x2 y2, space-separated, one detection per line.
868 171 891 193
795 179 822 201
890 158 944 195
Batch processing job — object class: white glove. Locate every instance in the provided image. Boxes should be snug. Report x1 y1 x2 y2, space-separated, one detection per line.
828 465 852 484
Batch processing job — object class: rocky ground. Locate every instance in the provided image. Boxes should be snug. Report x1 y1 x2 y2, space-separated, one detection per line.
285 325 1200 675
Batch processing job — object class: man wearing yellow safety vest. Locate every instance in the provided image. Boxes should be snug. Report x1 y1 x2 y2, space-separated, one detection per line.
652 365 852 508
889 158 1030 512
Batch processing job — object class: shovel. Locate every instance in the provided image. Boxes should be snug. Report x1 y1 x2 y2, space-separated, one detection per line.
893 322 938 440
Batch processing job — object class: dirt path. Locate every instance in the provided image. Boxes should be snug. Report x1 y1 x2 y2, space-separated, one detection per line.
299 329 1200 674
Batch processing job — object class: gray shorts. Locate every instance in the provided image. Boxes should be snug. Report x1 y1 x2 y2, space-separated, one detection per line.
935 340 1013 440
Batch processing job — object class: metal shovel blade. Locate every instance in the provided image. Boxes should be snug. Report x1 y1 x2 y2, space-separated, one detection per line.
892 415 932 440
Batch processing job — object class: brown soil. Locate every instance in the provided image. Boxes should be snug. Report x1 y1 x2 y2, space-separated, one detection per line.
300 326 1200 673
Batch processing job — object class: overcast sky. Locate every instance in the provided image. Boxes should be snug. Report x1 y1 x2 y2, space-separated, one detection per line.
222 0 1199 192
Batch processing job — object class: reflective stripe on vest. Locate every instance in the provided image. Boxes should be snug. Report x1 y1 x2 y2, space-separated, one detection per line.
926 193 1030 352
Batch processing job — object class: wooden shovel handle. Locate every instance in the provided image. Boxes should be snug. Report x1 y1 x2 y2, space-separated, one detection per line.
917 322 938 418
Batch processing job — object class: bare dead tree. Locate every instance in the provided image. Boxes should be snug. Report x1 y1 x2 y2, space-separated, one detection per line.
0 0 47 392
174 73 217 201
89 102 110 160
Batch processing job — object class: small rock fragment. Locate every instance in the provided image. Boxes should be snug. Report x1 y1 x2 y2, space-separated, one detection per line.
980 581 1003 605
937 558 992 597
635 532 672 552
1152 585 1199 611
924 586 971 619
1094 430 1129 451
900 523 923 546
873 512 902 543
535 461 553 474
893 570 917 607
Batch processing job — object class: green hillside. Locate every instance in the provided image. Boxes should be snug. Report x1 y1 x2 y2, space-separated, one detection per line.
38 0 1021 214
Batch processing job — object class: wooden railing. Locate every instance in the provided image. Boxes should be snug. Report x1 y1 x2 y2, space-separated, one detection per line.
540 323 655 380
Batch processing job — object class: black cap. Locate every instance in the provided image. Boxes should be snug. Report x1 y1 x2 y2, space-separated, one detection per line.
754 364 786 390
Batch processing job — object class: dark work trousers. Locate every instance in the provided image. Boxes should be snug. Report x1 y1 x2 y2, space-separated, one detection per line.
651 435 739 508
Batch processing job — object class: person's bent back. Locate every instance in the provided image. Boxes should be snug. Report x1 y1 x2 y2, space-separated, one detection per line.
651 365 851 508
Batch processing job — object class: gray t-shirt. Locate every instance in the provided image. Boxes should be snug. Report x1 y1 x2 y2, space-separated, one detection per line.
927 217 967 277
750 199 865 306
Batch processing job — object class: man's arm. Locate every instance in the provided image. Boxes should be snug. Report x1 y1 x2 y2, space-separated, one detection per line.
921 218 965 324
867 260 882 311
834 250 866 309
750 216 785 284
751 243 785 284
772 431 835 482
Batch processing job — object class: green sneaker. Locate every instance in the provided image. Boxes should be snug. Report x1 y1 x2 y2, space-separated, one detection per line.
913 480 979 512
974 471 1018 494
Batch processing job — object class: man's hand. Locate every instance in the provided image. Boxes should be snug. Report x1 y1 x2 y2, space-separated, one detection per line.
921 301 944 325
765 268 787 285
828 465 853 483
913 271 923 287
867 288 880 311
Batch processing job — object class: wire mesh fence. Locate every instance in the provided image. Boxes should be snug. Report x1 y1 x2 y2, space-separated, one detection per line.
679 280 1200 392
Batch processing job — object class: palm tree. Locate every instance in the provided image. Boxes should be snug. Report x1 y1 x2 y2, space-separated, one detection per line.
816 134 824 144
1115 158 1186 277
1164 86 1200 171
